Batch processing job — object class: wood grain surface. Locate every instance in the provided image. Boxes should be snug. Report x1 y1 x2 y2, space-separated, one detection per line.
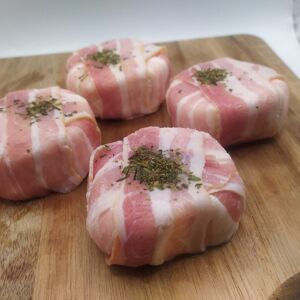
0 35 300 300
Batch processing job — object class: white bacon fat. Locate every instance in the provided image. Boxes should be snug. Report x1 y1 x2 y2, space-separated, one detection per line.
66 38 171 120
0 87 101 200
166 57 289 146
86 127 245 267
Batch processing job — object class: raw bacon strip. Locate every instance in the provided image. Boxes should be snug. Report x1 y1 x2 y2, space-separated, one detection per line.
86 40 124 119
6 90 48 198
61 90 101 178
0 97 21 199
151 129 211 264
166 57 289 146
122 181 158 266
87 127 245 267
119 39 145 117
66 58 102 117
121 128 160 266
66 38 171 119
0 87 101 201
34 87 80 192
0 91 37 199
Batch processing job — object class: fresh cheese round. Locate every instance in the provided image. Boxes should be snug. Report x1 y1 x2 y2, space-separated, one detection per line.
86 127 245 267
0 87 101 200
66 38 171 120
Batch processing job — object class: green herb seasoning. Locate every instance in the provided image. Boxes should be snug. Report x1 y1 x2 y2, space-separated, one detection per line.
19 98 61 124
78 73 88 81
87 49 120 66
64 110 77 118
117 146 202 191
103 144 111 150
194 68 228 85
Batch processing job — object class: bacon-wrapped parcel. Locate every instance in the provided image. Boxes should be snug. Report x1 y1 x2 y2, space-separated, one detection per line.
166 57 289 146
86 127 245 267
66 38 171 120
0 87 101 200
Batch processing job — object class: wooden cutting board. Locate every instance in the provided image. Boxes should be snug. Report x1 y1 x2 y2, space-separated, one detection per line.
0 35 300 300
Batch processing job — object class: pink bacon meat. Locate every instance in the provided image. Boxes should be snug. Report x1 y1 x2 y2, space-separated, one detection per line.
86 127 245 267
0 87 101 201
66 38 171 120
166 57 289 146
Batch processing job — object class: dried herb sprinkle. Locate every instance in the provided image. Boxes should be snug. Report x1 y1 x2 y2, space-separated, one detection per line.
103 144 111 150
194 68 228 85
64 110 78 118
19 98 61 124
78 73 88 81
87 49 120 66
117 146 202 191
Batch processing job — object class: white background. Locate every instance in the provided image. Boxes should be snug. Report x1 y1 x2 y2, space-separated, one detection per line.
0 0 299 77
